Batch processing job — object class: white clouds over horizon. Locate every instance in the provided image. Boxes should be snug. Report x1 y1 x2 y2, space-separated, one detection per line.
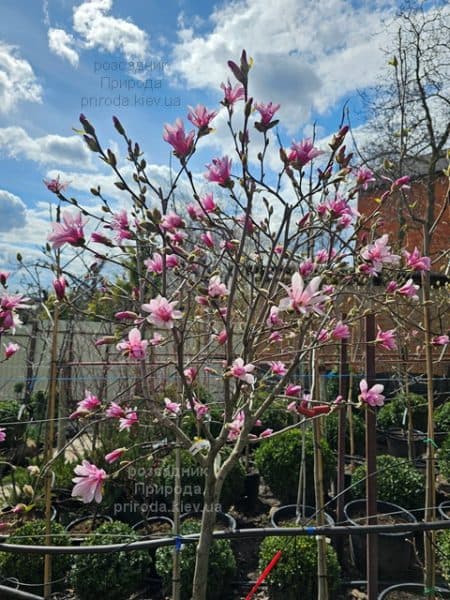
0 42 43 113
47 0 149 66
170 0 399 133
0 126 94 168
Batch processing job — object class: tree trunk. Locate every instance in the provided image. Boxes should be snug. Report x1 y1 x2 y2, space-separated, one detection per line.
191 465 220 600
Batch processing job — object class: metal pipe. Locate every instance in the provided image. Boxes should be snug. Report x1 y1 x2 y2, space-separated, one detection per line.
1 520 450 554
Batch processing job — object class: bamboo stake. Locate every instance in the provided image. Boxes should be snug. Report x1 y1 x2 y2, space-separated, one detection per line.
43 302 60 599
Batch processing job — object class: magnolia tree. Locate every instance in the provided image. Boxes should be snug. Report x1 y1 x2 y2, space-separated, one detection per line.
0 51 437 600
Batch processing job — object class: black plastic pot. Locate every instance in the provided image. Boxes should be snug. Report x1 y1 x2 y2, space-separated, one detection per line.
378 583 450 599
132 515 174 537
270 504 335 528
344 499 417 578
386 427 425 458
66 514 112 544
438 500 450 520
180 510 237 531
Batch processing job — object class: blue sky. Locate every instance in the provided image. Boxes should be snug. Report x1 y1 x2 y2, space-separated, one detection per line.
0 0 441 284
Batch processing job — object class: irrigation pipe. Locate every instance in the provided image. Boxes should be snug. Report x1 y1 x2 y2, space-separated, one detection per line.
1 520 450 554
0 586 44 600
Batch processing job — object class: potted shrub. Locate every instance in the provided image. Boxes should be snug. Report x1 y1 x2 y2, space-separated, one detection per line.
437 530 450 587
155 518 236 600
435 403 450 442
324 409 365 456
69 520 151 599
378 583 450 599
344 498 418 578
437 435 450 494
351 454 425 512
0 519 71 593
254 428 336 506
270 503 334 528
66 513 113 544
376 393 427 458
258 534 340 600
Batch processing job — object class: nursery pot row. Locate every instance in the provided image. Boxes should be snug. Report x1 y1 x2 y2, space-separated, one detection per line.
344 499 417 579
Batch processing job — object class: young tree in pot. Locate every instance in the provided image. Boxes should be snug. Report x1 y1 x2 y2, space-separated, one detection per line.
33 46 430 600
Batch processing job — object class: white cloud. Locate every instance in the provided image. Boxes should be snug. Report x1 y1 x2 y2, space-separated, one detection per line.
0 190 27 231
0 42 43 113
73 0 149 60
48 28 80 67
170 0 399 133
0 127 94 168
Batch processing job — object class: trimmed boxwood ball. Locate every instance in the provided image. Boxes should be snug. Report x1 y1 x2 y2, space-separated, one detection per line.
254 428 336 505
155 518 236 600
324 409 365 455
435 403 450 435
437 530 450 584
438 435 450 481
376 393 427 432
0 519 72 591
69 520 151 600
157 449 245 511
258 535 340 599
351 454 425 511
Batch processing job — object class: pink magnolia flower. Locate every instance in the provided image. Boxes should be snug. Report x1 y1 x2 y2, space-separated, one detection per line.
91 232 113 246
119 411 139 431
269 331 282 343
47 210 87 249
168 230 187 245
163 118 195 159
221 80 245 106
150 332 164 346
359 379 385 407
279 273 328 315
355 166 375 189
432 335 449 346
184 367 198 384
360 234 400 274
160 211 185 231
142 295 183 329
187 397 209 420
316 329 329 342
0 428 5 442
227 411 245 441
397 278 420 300
254 101 280 127
200 193 217 213
115 311 138 321
208 276 228 298
109 210 133 241
375 327 397 351
3 342 19 359
299 259 315 278
392 175 411 190
214 329 228 345
285 384 302 398
187 203 203 220
44 176 68 194
0 271 9 287
117 328 148 360
270 361 287 376
259 428 273 438
287 138 323 169
200 231 215 248
331 321 350 340
105 448 126 464
404 247 431 272
72 461 107 503
386 281 398 293
53 276 68 301
204 156 232 187
70 390 101 419
105 402 125 419
187 105 217 131
230 358 256 385
266 306 283 328
164 398 181 416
